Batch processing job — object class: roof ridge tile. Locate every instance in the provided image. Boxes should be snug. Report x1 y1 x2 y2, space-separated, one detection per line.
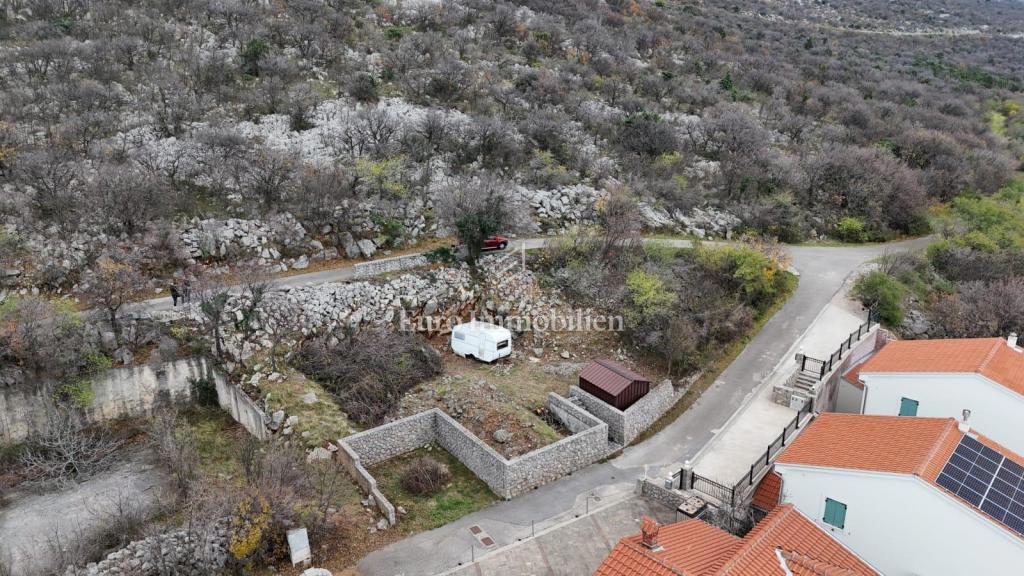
914 418 960 478
977 338 1004 373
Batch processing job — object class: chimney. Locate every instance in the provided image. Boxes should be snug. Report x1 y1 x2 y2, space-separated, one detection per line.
640 516 662 550
958 409 972 434
1009 333 1018 348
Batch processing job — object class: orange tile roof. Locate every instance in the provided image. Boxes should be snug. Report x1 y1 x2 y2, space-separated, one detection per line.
594 518 742 576
751 471 781 512
593 506 877 576
856 337 1024 396
717 505 878 576
778 413 1024 541
777 413 959 474
594 540 681 576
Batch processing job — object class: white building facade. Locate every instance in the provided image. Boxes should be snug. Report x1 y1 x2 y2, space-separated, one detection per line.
858 372 1024 455
775 462 1024 576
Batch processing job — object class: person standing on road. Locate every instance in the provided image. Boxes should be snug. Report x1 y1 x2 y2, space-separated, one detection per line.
170 284 180 307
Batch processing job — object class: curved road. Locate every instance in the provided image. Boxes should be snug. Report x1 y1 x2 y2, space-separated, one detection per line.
351 236 932 576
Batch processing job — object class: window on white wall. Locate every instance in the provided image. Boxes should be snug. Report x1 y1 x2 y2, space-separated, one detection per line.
823 497 847 529
899 397 919 417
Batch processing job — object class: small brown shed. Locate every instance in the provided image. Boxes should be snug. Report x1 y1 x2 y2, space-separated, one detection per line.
579 359 650 410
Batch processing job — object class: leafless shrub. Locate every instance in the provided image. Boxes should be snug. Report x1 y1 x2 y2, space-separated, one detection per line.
703 502 755 536
296 331 442 426
401 457 451 496
19 408 121 484
150 410 197 498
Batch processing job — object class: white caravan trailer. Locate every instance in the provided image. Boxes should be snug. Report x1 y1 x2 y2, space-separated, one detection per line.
450 321 512 363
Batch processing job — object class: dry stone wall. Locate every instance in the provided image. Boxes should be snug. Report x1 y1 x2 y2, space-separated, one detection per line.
639 477 690 510
64 521 228 576
351 253 430 279
338 394 610 523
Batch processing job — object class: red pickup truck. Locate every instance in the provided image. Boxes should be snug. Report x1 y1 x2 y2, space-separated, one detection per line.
482 235 509 250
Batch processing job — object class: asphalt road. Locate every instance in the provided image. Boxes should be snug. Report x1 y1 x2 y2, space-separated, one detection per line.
355 236 933 576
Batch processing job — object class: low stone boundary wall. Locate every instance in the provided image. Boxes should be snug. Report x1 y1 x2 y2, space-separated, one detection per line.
336 442 398 526
352 253 429 279
64 520 228 576
639 477 690 510
338 395 610 525
504 394 608 496
570 380 676 445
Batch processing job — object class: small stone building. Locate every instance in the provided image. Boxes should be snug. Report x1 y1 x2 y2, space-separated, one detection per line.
579 359 650 410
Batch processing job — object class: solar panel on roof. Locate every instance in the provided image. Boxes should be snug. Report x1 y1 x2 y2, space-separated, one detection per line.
937 436 1024 538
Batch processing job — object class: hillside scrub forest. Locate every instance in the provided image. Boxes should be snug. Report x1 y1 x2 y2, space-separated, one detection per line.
0 0 1021 296
854 178 1024 339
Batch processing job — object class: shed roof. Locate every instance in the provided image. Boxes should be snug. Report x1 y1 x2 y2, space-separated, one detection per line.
751 470 781 512
580 359 648 395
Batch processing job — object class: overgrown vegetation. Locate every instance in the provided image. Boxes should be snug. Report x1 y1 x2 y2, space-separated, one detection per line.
0 0 1021 292
295 330 443 426
538 231 795 376
372 446 497 532
853 179 1024 337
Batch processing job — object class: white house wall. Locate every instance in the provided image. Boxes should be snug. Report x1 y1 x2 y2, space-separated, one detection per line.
835 378 864 414
860 372 1024 454
775 464 1024 576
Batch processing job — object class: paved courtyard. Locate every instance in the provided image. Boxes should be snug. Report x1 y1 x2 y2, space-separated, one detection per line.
439 495 675 576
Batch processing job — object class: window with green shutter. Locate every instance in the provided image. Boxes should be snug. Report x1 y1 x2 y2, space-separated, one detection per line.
823 498 847 529
899 397 919 417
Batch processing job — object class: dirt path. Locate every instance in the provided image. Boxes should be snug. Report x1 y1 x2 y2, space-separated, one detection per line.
0 452 168 575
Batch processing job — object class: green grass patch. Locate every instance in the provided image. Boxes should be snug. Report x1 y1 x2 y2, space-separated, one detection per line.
371 445 498 534
180 408 246 479
261 365 353 448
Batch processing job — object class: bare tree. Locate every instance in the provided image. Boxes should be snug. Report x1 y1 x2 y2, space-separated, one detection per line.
150 409 197 498
260 294 302 372
197 273 232 359
14 148 81 230
0 295 95 379
86 258 145 346
20 408 121 484
90 161 172 235
233 269 271 352
246 148 296 208
597 186 641 262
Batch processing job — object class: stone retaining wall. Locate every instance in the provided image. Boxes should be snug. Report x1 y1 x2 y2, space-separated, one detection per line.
1 356 267 442
215 375 269 440
338 395 610 524
570 380 677 445
342 410 437 465
352 253 429 279
503 394 608 496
